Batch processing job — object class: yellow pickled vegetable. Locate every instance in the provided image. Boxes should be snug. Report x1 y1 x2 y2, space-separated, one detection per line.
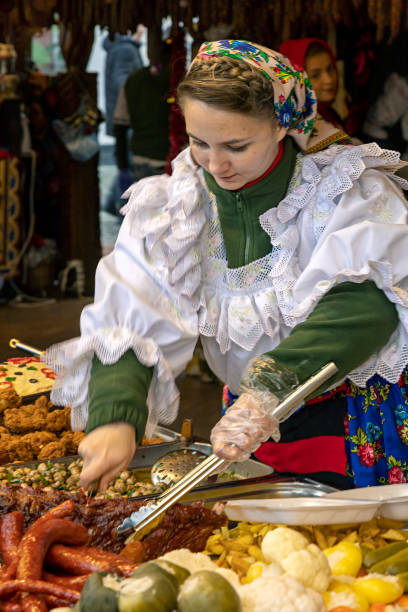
353 573 403 604
324 541 363 576
323 583 369 612
244 562 265 584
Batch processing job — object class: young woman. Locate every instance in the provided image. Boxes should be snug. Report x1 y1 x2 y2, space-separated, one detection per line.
279 37 350 152
45 40 408 491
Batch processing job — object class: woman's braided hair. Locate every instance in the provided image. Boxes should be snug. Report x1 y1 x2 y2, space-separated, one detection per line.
177 56 278 125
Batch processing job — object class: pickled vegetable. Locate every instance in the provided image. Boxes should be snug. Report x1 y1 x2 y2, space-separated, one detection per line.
397 571 408 593
324 541 362 576
353 574 403 604
79 572 119 612
152 559 190 585
370 548 408 575
363 541 408 568
178 570 242 612
118 563 178 612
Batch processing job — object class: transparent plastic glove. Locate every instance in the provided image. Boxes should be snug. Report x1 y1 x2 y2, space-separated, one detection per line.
211 392 280 462
118 168 135 194
78 422 136 491
241 355 299 401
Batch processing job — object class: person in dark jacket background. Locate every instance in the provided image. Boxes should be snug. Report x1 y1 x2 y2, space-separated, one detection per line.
103 28 144 137
113 28 171 195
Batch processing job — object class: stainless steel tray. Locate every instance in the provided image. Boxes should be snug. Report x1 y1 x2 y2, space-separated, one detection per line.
178 475 338 504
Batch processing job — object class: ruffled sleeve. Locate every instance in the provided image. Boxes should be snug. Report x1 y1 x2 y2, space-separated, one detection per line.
261 143 408 386
43 148 208 435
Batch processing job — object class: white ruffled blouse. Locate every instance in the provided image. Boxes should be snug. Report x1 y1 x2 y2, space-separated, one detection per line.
44 143 408 435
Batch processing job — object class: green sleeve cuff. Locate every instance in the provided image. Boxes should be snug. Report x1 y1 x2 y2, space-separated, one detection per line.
86 349 153 443
267 280 399 395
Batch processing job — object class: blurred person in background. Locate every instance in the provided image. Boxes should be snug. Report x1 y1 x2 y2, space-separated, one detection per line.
102 26 144 217
113 28 171 201
280 37 351 151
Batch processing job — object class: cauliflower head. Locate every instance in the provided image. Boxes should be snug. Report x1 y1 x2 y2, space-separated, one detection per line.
261 527 330 593
261 527 309 564
240 574 325 612
282 543 331 593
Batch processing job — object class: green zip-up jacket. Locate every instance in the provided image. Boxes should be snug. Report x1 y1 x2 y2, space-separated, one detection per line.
87 139 398 439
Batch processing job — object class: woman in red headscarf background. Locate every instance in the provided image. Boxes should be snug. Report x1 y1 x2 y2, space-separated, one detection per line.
280 38 351 152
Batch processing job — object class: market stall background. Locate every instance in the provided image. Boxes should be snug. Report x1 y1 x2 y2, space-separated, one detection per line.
1 0 408 297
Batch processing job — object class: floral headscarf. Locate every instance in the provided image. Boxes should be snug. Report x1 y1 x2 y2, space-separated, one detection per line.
192 39 345 153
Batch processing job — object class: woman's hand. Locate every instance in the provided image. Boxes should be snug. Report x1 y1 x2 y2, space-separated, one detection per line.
78 422 137 491
210 392 280 462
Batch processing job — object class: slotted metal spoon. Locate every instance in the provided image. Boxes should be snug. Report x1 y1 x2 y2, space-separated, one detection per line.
117 361 338 539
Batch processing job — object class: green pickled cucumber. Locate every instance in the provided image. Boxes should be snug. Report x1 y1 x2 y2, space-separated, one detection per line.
397 571 408 593
363 541 408 568
177 570 242 612
371 547 408 575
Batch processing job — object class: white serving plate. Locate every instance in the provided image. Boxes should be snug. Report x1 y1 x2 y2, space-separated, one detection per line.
326 484 408 521
224 496 380 525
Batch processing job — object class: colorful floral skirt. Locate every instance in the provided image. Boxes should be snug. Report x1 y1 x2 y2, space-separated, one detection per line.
222 367 408 488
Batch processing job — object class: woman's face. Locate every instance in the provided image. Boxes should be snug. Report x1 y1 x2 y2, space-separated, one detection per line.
305 51 337 104
184 98 286 190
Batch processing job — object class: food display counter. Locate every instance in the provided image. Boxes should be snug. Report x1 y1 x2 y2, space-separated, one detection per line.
1 378 408 610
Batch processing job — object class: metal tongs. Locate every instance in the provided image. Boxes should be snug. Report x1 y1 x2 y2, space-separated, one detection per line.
117 361 338 539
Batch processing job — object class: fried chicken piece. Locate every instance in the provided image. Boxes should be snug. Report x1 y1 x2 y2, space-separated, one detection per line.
45 407 71 433
0 431 17 464
0 432 12 464
37 440 67 460
60 430 85 454
3 403 48 433
21 431 57 455
0 426 9 435
0 389 22 414
0 446 10 465
7 438 35 462
34 395 52 410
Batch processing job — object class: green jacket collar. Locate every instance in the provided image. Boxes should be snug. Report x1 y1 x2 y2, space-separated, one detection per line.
204 137 298 268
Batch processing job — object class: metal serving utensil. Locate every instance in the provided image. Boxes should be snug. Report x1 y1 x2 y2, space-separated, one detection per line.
150 418 209 487
9 338 44 357
150 447 209 486
117 361 338 540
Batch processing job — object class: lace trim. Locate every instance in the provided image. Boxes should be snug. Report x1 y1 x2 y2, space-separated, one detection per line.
289 261 408 386
198 143 408 384
121 148 208 308
43 328 179 437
